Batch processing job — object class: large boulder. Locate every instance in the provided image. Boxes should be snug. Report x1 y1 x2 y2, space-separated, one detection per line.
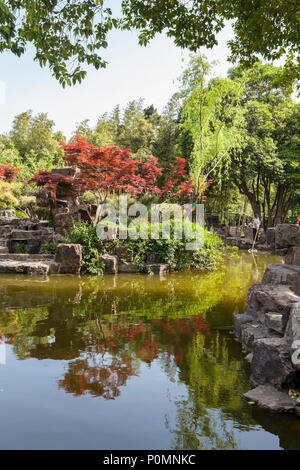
145 264 170 275
240 323 267 351
243 385 297 413
245 283 300 323
262 264 300 296
266 227 275 247
251 337 295 389
101 254 118 274
244 226 254 241
275 224 300 249
55 244 82 274
118 263 140 273
285 247 300 266
284 303 300 368
264 313 284 335
233 313 254 339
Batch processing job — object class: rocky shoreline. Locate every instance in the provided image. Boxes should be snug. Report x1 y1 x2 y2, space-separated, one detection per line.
234 224 300 416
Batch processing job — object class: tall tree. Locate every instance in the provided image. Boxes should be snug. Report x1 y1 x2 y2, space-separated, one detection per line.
225 63 300 226
180 54 245 200
1 1 298 85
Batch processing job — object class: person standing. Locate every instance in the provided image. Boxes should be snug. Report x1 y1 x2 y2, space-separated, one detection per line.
253 214 260 242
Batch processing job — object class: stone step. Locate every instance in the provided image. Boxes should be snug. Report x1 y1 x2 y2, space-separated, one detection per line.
10 230 44 240
0 253 54 261
0 260 50 276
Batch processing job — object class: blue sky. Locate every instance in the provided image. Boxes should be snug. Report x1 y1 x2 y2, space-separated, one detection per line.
0 20 234 139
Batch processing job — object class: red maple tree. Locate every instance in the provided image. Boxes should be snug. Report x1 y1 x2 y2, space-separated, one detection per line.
29 136 208 220
0 164 21 182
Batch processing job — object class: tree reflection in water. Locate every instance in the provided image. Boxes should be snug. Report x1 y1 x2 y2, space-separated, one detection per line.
1 252 294 449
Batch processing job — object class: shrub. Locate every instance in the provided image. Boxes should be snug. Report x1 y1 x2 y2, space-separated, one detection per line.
41 242 58 255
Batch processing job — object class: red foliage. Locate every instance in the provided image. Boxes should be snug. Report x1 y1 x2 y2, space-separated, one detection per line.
0 164 21 183
28 136 209 203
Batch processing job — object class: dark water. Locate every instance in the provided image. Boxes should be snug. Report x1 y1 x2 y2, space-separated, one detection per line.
0 252 299 450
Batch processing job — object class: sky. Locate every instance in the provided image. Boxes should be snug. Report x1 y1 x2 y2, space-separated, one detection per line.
0 19 235 139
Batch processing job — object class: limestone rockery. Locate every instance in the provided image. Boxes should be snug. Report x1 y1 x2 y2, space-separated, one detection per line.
0 212 82 276
234 225 300 416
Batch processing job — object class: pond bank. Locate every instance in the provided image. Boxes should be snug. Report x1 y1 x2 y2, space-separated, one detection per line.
234 227 300 415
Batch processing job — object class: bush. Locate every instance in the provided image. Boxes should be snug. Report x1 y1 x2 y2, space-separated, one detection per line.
118 221 224 271
41 242 58 255
65 219 226 276
64 221 105 275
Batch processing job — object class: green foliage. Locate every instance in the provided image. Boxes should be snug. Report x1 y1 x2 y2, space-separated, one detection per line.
116 222 224 271
16 241 26 254
180 54 246 196
122 0 299 85
41 242 58 255
0 180 21 208
2 1 298 86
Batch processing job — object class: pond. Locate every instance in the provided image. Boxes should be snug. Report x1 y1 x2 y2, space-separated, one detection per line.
0 251 299 450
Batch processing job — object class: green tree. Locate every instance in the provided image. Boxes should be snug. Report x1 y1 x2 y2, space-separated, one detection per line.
2 1 298 85
180 54 245 199
227 63 300 226
9 110 65 178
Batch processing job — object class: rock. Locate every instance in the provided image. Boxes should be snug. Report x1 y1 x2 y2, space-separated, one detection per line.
48 262 60 274
251 337 295 389
275 224 300 249
284 303 300 352
100 254 118 274
55 244 82 274
27 263 49 276
246 283 300 324
285 247 300 266
26 239 42 254
228 226 240 237
256 243 271 252
244 226 254 241
118 263 140 273
275 248 288 256
225 236 240 247
0 260 49 276
10 230 43 239
146 252 158 263
234 313 254 339
0 209 15 217
266 227 276 247
262 264 300 296
243 385 297 413
145 264 170 275
240 323 267 351
115 246 133 263
265 313 284 335
53 211 72 234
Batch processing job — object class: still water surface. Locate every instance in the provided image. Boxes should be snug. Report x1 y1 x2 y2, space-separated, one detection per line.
0 252 300 450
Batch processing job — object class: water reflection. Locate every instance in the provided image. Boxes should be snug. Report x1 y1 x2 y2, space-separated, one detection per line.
1 252 298 450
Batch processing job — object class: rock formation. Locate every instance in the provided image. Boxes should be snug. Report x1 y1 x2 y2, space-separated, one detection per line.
234 231 300 415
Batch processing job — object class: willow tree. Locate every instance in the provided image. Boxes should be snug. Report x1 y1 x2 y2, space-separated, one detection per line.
180 54 245 200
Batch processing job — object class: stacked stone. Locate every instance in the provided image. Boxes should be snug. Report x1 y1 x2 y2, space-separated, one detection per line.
234 243 300 414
